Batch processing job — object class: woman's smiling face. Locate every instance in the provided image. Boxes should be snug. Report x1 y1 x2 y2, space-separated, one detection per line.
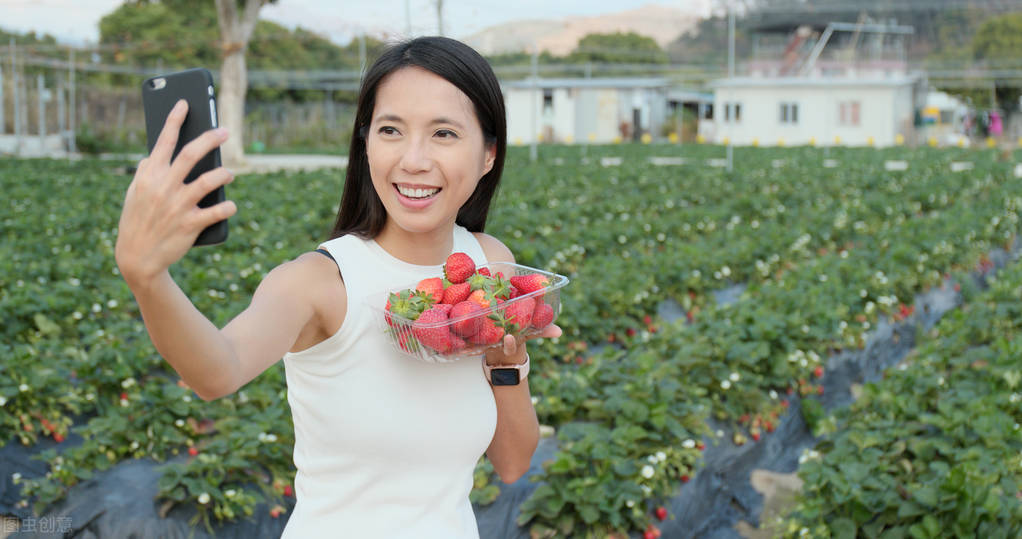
366 66 495 238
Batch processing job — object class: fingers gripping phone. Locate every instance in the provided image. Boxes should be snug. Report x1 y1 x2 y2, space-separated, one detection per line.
142 68 229 246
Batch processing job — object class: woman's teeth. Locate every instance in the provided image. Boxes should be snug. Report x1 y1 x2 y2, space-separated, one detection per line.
397 186 440 199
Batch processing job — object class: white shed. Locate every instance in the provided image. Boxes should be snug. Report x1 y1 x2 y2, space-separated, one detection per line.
501 78 711 145
710 75 924 147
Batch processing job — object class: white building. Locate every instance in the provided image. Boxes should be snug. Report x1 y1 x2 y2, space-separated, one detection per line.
501 77 712 145
711 75 923 147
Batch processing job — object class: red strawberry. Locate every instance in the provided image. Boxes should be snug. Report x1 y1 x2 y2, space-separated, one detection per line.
442 282 472 305
283 485 294 497
53 432 65 443
412 306 455 353
531 302 555 329
415 277 444 303
501 297 535 333
444 252 475 284
508 285 521 299
432 303 454 316
813 366 824 379
468 316 505 345
477 267 491 276
509 273 550 295
680 474 690 483
655 506 668 521
120 392 128 401
467 289 493 309
188 447 199 457
450 301 484 337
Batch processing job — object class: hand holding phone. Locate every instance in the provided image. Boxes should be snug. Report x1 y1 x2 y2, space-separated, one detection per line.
115 76 237 288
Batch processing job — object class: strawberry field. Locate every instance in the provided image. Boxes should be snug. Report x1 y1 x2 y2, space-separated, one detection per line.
2 143 1021 537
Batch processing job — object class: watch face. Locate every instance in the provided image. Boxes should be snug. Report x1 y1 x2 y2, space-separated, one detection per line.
491 368 520 386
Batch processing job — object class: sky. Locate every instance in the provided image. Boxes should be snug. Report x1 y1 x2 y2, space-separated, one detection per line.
0 0 714 47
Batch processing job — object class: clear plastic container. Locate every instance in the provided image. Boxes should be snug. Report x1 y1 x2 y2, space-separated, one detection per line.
366 262 569 363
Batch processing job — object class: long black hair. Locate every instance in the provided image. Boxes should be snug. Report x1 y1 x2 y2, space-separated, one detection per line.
330 36 507 240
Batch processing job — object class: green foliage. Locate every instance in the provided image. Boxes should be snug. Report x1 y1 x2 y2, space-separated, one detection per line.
569 32 668 64
782 262 1022 536
2 143 1021 534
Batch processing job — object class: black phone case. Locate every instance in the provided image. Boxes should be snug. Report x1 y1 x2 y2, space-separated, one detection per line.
141 68 228 246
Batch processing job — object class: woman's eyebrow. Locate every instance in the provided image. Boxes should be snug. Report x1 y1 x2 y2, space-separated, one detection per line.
373 113 464 130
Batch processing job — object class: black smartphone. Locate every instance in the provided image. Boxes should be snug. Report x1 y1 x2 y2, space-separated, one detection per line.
141 68 228 246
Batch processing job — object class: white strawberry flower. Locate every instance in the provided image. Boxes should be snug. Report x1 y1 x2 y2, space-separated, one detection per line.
107 299 118 309
647 455 658 464
95 330 105 337
19 384 29 392
198 492 211 505
729 372 740 383
656 451 666 462
130 441 139 450
0 396 6 407
641 465 655 479
12 473 21 484
840 250 849 258
720 380 731 390
120 398 129 407
121 378 136 389
69 278 81 286
225 489 237 498
721 266 731 277
682 439 695 449
769 390 778 400
175 419 185 428
72 311 83 320
182 395 192 402
531 396 539 405
626 499 636 508
92 303 102 313
801 325 809 334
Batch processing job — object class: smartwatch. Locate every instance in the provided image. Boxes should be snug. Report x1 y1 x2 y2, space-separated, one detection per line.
482 354 530 386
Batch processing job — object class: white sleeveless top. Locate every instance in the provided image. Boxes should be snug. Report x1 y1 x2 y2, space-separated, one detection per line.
280 225 497 539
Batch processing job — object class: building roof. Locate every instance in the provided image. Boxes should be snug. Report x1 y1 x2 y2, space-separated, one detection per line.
710 74 922 89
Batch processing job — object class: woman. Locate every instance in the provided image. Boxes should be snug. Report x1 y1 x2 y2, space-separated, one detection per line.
115 36 556 538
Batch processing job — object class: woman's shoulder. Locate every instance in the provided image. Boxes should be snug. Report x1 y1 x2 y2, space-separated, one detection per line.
260 250 345 295
471 232 514 264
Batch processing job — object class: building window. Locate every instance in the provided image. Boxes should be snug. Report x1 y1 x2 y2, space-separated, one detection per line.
543 89 553 111
839 101 860 126
780 102 799 124
723 101 742 123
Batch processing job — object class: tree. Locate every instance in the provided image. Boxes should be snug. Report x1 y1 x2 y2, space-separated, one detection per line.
970 13 1022 114
569 32 668 64
213 0 274 167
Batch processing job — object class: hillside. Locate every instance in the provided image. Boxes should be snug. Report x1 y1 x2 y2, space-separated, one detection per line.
460 2 707 56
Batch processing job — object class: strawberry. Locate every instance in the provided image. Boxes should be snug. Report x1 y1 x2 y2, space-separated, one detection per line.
510 273 550 295
442 282 472 305
501 297 535 333
532 302 555 329
655 506 668 521
415 277 444 303
449 334 467 351
680 474 690 483
397 331 420 353
412 306 455 352
188 447 199 457
450 301 484 337
508 285 521 299
283 484 294 497
468 316 505 345
467 289 494 309
53 432 65 443
467 272 492 292
385 289 430 325
444 252 475 284
477 267 491 276
813 366 824 379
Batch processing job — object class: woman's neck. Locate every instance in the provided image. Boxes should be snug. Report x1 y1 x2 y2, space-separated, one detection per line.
373 220 456 266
